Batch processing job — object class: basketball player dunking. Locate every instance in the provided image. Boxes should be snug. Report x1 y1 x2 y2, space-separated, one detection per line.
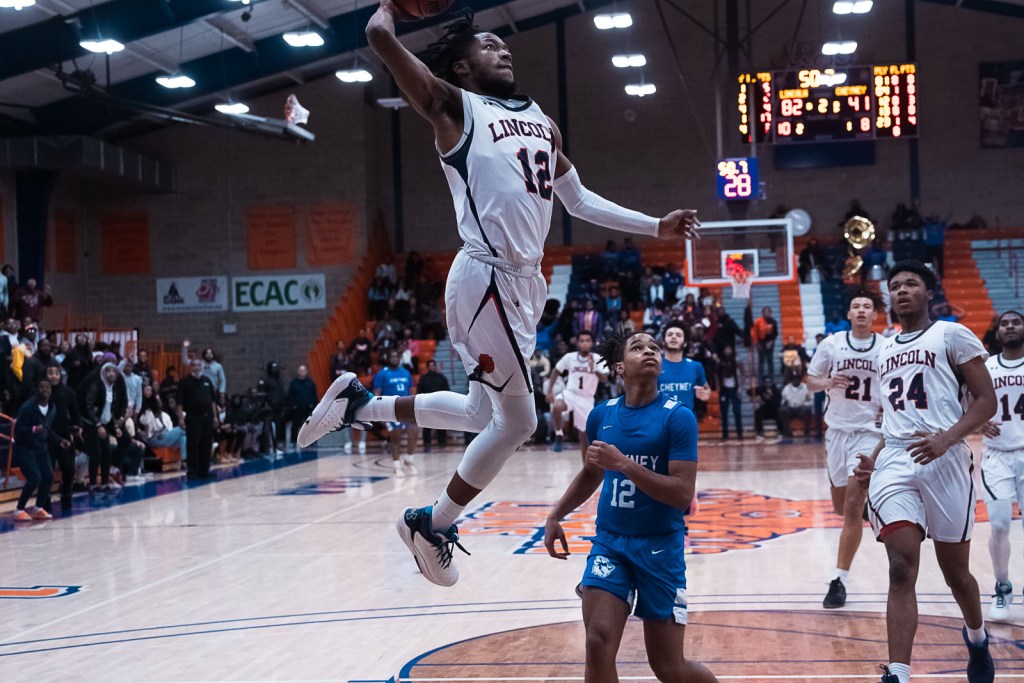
855 261 996 683
979 310 1024 620
298 4 700 587
547 330 607 459
805 290 884 609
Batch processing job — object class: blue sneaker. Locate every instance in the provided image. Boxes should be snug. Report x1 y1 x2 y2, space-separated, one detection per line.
297 372 372 447
396 506 470 587
552 434 564 453
962 626 995 683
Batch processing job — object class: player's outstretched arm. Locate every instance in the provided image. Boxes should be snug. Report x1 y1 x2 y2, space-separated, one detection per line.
366 2 463 127
545 117 700 241
545 465 603 559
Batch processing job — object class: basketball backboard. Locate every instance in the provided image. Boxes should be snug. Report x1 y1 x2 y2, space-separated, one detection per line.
685 218 794 285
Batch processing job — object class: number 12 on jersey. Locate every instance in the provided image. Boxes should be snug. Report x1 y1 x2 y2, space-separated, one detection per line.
516 148 553 200
610 478 635 508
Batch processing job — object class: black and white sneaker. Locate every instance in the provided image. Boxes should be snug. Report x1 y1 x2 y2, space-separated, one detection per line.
823 578 847 608
877 665 899 683
963 626 995 683
297 372 371 447
989 581 1013 620
396 506 470 587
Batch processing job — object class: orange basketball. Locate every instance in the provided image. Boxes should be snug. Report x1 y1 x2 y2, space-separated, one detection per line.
392 0 454 19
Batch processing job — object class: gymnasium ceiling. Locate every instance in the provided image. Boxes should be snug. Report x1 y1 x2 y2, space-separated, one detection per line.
0 0 1021 140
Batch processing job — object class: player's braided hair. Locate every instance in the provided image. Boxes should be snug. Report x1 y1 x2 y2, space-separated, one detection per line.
418 8 479 85
595 330 644 380
847 287 886 312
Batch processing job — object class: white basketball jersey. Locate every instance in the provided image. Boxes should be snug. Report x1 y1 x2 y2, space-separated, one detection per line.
439 90 556 266
556 352 605 397
876 321 988 441
807 332 882 432
984 354 1024 451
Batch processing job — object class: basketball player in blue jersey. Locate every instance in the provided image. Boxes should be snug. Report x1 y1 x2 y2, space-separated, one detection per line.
372 351 418 477
659 324 710 411
544 331 717 683
978 310 1024 619
298 4 701 588
854 262 996 683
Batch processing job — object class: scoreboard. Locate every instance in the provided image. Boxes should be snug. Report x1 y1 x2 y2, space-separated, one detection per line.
738 63 918 144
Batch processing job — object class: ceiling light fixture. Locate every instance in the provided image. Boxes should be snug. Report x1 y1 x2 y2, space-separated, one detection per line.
80 39 125 55
156 74 196 89
833 1 872 14
625 83 656 97
336 68 372 83
821 40 857 55
612 54 646 68
283 31 324 48
216 102 250 115
594 13 632 30
0 0 36 9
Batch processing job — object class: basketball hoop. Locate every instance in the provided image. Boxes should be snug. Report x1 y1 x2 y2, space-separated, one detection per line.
725 259 753 299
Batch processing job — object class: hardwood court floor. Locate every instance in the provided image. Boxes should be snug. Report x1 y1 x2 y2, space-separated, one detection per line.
1 435 1022 682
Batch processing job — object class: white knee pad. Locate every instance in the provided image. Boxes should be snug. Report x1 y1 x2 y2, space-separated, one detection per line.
456 391 537 490
414 382 492 433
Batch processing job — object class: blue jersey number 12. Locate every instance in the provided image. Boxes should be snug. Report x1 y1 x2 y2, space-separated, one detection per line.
610 478 636 508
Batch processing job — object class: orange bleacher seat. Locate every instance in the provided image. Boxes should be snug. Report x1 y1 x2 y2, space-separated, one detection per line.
152 446 181 471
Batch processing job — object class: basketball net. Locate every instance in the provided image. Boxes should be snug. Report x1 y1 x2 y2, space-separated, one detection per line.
726 260 753 299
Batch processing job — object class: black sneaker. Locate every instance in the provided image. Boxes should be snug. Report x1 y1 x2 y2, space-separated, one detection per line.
297 372 372 447
823 577 847 608
395 506 470 587
962 626 995 683
877 665 899 683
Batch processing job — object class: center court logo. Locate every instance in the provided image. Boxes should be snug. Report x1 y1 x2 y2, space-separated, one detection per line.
458 489 847 555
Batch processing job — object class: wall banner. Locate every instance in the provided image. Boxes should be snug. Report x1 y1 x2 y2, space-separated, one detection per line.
232 273 326 312
156 276 229 313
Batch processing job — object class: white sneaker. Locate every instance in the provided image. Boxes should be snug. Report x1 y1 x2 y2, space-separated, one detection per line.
357 440 366 454
990 581 1013 620
296 373 372 448
402 454 417 475
343 441 353 454
392 461 406 478
395 507 468 587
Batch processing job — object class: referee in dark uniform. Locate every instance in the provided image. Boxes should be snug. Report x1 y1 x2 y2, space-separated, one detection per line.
177 359 217 480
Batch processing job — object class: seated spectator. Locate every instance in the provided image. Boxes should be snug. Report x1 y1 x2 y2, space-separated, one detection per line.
646 273 666 307
932 302 965 323
159 366 179 406
330 339 353 379
604 284 623 321
53 339 71 366
781 335 810 385
662 263 682 305
215 394 245 461
601 240 620 280
367 277 391 320
138 384 186 460
642 298 666 333
619 237 642 276
374 313 401 357
405 250 424 283
680 293 699 327
574 299 603 340
864 237 889 280
402 328 420 371
349 329 373 375
418 359 451 451
393 280 413 322
614 309 636 336
824 309 851 335
375 256 398 286
11 278 53 325
753 378 783 441
779 375 813 439
798 238 831 283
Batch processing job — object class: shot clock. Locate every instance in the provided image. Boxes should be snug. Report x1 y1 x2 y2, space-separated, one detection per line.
716 158 759 200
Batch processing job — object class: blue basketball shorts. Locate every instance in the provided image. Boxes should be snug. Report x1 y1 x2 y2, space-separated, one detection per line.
581 528 688 623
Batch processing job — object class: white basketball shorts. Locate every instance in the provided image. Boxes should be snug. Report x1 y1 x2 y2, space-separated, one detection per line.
558 391 596 431
867 440 976 543
825 429 882 487
445 249 547 397
980 445 1024 504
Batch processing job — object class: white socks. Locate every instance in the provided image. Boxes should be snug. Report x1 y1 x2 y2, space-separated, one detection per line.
356 395 398 422
432 491 463 532
965 623 987 646
835 568 850 583
888 663 910 683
